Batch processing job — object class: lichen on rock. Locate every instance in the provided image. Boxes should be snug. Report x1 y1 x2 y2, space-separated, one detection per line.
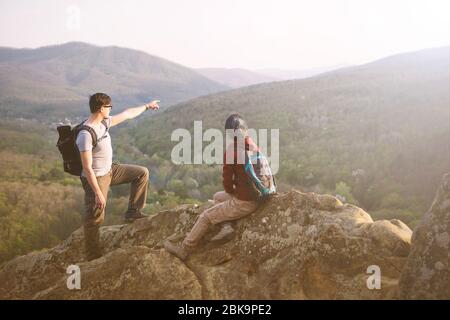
0 190 413 300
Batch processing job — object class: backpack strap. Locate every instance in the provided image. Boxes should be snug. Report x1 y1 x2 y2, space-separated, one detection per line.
75 118 110 150
77 125 99 149
101 118 109 131
74 119 98 149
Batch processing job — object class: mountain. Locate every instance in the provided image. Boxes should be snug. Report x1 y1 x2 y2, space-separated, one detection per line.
127 46 450 225
255 63 352 81
0 190 412 299
257 63 353 80
0 42 228 119
196 67 279 88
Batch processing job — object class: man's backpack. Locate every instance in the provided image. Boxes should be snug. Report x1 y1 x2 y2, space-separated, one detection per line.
56 119 109 176
244 150 277 201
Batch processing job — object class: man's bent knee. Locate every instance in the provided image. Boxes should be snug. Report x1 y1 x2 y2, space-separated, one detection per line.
137 166 149 181
141 166 149 177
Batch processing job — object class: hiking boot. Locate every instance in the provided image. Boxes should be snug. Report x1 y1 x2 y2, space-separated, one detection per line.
164 240 190 261
210 223 235 242
124 209 149 223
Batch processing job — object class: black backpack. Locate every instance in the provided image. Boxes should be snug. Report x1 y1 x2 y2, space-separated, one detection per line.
56 119 109 176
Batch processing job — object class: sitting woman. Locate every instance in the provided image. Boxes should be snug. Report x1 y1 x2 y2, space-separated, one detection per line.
164 113 261 260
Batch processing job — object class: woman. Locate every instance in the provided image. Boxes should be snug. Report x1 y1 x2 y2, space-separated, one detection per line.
164 113 262 260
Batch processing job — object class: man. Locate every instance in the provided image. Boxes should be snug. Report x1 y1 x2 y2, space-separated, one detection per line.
76 92 159 261
164 114 261 260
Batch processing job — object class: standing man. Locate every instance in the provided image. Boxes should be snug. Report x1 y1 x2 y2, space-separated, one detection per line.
76 92 159 261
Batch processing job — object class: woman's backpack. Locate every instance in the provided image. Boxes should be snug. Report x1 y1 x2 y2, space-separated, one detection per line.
244 150 277 201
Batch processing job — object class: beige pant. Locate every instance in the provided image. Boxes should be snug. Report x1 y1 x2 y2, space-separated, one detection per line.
80 162 149 259
183 191 259 248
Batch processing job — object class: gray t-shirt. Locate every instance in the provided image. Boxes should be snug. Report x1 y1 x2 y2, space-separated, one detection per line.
75 117 113 177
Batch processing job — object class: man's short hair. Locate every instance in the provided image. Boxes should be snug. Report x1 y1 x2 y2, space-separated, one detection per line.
89 93 111 113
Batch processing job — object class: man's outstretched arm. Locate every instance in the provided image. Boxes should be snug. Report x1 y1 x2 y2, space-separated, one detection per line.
110 100 160 127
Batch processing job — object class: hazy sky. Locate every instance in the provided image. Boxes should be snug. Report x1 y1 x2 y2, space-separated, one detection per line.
0 0 449 70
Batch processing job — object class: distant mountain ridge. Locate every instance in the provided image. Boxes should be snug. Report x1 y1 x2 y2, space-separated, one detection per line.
0 42 228 119
257 63 353 80
196 67 280 88
195 65 354 88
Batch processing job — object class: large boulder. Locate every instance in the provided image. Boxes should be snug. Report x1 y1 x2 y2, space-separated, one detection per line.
399 173 450 299
0 190 412 299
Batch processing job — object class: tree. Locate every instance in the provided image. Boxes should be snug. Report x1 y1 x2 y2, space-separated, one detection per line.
335 181 359 205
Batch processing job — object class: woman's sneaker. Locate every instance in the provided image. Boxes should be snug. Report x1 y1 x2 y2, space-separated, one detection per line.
210 223 235 242
164 240 190 261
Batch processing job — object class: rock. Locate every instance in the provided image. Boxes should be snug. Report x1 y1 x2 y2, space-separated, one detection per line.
359 219 412 257
34 247 202 300
0 190 412 300
399 173 450 299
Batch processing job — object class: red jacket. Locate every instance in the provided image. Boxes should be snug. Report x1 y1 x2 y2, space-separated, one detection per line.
222 136 259 201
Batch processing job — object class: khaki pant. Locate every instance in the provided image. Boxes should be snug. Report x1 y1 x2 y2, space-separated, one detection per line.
183 191 258 248
80 163 149 259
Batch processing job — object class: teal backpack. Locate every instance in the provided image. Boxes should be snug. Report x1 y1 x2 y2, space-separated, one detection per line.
244 150 277 201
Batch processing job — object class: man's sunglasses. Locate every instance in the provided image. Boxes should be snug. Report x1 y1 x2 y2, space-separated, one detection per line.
103 105 113 109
